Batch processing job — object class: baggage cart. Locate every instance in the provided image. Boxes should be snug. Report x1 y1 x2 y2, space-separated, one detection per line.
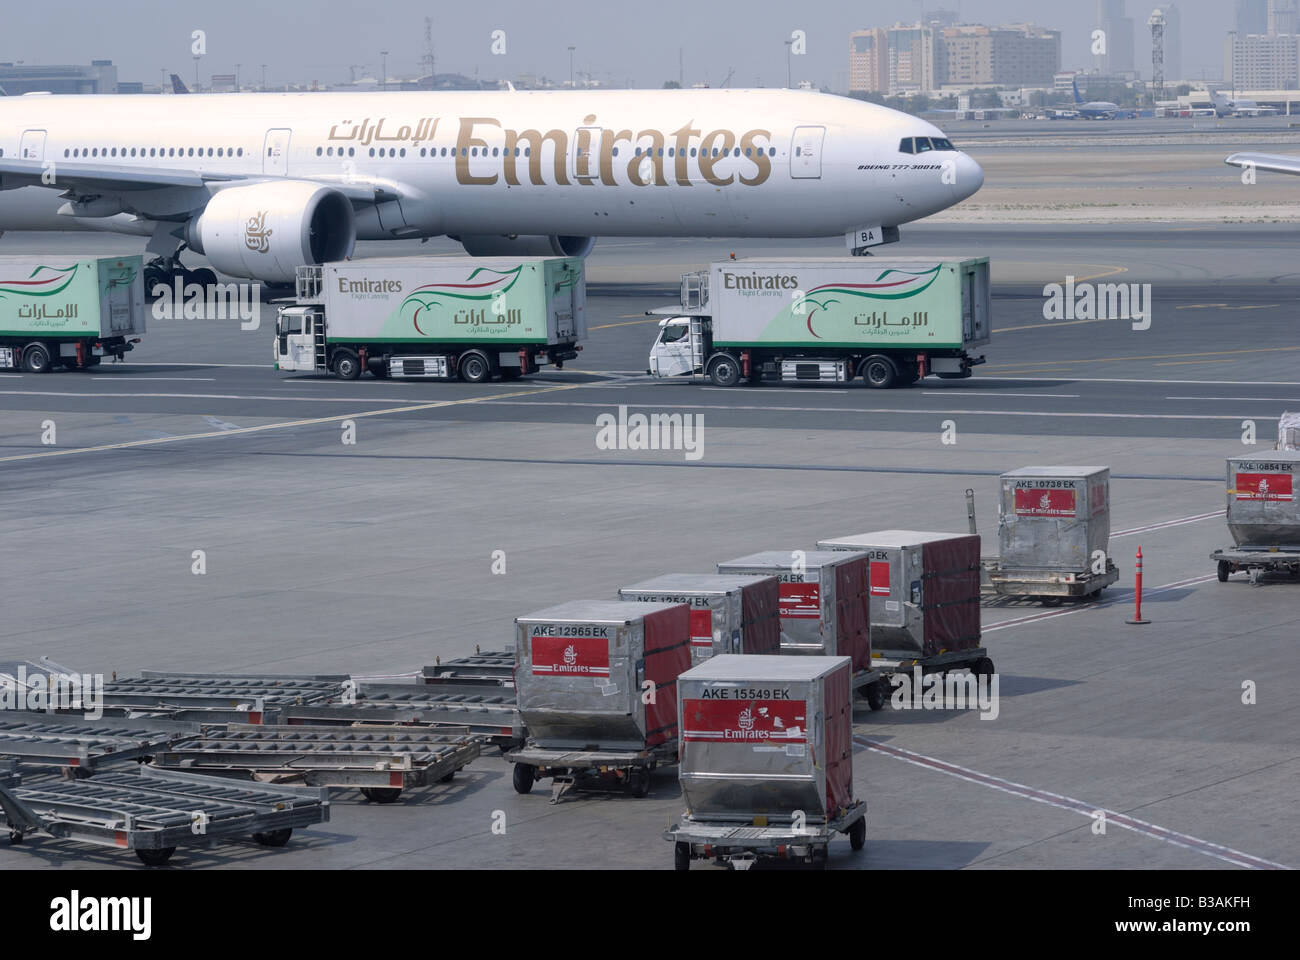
0 711 198 776
665 802 866 870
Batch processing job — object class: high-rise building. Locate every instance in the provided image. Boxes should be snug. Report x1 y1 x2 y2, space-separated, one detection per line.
1270 0 1299 35
1236 0 1269 35
941 24 1062 86
1097 0 1136 74
1156 3 1183 82
0 59 118 94
848 28 890 94
1226 31 1300 87
886 23 943 93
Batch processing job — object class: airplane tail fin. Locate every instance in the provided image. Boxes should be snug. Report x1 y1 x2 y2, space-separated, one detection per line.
1072 78 1083 105
170 74 190 95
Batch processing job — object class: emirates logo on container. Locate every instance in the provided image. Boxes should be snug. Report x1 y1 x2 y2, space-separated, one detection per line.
683 699 806 743
562 644 577 667
531 635 610 676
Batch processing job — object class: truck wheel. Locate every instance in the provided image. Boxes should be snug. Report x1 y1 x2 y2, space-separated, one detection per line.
135 846 176 866
860 355 897 389
500 367 523 380
459 351 492 383
848 817 867 852
1217 560 1230 582
675 842 691 871
253 828 293 847
512 763 536 795
22 343 52 373
708 354 741 387
864 678 888 711
333 350 362 380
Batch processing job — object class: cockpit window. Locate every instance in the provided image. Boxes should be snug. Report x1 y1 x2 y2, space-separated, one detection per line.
898 137 914 154
931 137 955 151
915 137 934 153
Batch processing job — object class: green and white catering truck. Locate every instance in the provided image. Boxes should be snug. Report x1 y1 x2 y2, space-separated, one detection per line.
647 257 990 388
0 255 146 372
273 256 585 381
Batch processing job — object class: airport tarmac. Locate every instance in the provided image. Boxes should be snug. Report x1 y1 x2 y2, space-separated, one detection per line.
0 227 1297 871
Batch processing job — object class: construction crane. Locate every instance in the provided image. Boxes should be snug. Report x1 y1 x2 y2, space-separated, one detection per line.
1148 8 1166 102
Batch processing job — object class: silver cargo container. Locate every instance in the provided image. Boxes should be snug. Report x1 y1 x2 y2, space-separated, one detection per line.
715 551 871 669
677 655 854 823
816 530 982 657
999 466 1110 572
514 600 691 751
1226 453 1300 547
617 574 782 665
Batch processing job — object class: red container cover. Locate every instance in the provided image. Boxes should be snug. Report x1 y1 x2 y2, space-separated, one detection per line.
642 604 692 748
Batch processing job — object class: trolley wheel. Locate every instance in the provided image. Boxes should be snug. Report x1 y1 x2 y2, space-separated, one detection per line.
972 657 995 679
62 765 92 780
21 342 52 374
458 350 492 383
1217 560 1230 583
810 846 829 869
675 841 691 871
848 816 867 852
438 770 456 783
135 846 176 866
8 829 23 845
864 678 889 711
512 763 536 795
708 353 742 387
360 787 402 804
1040 596 1064 607
333 349 362 380
253 828 293 847
627 766 651 798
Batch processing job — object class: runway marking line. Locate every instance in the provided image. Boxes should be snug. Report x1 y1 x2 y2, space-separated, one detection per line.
0 380 590 464
983 574 1216 633
853 736 1290 870
989 345 1300 370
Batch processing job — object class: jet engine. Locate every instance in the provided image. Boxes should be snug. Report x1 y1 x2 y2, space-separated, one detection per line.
456 234 596 258
187 181 355 283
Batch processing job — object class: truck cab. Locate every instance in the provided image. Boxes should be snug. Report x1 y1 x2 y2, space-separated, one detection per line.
274 306 324 373
648 317 698 378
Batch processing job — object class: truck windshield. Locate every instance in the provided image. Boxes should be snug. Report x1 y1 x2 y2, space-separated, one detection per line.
660 324 689 344
279 314 303 335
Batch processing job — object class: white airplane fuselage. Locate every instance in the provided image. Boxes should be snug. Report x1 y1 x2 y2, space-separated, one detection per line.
0 88 981 257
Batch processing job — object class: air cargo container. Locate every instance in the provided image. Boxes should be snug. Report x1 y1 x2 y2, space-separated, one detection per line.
508 600 691 801
616 574 782 665
817 530 981 657
665 655 865 869
982 466 1118 603
0 255 145 372
715 552 871 671
1211 452 1300 582
646 257 989 388
273 256 584 381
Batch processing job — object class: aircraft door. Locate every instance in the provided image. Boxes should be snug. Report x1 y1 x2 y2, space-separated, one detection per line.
790 125 825 179
20 130 47 162
263 128 292 176
571 126 602 184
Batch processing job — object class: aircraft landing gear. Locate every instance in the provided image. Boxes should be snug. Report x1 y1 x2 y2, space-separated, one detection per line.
143 244 218 298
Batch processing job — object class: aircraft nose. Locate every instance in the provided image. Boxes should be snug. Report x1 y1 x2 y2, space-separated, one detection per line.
950 152 984 201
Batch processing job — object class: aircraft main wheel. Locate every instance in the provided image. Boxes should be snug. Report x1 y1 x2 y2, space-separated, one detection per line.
190 267 218 289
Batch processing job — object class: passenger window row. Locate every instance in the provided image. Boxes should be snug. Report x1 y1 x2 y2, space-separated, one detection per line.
62 146 244 159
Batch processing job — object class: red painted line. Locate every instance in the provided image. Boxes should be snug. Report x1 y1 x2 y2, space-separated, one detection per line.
854 736 1290 869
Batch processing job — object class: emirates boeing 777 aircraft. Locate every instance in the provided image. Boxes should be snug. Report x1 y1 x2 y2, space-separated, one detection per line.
0 87 982 286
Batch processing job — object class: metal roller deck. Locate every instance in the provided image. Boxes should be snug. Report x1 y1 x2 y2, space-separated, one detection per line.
0 711 199 774
280 682 523 750
90 672 349 723
151 724 481 802
0 764 329 866
422 650 516 686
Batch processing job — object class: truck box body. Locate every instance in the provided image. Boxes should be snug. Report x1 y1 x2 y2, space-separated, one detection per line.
715 552 871 670
1226 452 1300 548
514 600 691 751
817 530 981 657
305 256 584 345
617 574 782 665
705 257 989 350
0 255 146 340
677 655 854 823
998 466 1111 572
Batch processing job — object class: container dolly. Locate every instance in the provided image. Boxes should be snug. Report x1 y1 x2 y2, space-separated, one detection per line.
1211 545 1300 584
857 648 995 711
665 801 867 870
505 741 678 804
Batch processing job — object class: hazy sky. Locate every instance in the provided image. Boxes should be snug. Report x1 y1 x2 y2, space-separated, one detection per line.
1 1 1240 89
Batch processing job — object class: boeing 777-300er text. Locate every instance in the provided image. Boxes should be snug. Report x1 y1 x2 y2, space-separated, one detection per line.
0 88 982 286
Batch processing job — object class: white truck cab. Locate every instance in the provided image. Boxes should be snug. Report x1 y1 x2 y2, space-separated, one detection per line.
648 317 696 378
274 306 325 373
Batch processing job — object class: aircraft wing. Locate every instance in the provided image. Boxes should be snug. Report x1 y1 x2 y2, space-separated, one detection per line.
1225 152 1300 176
0 158 400 202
